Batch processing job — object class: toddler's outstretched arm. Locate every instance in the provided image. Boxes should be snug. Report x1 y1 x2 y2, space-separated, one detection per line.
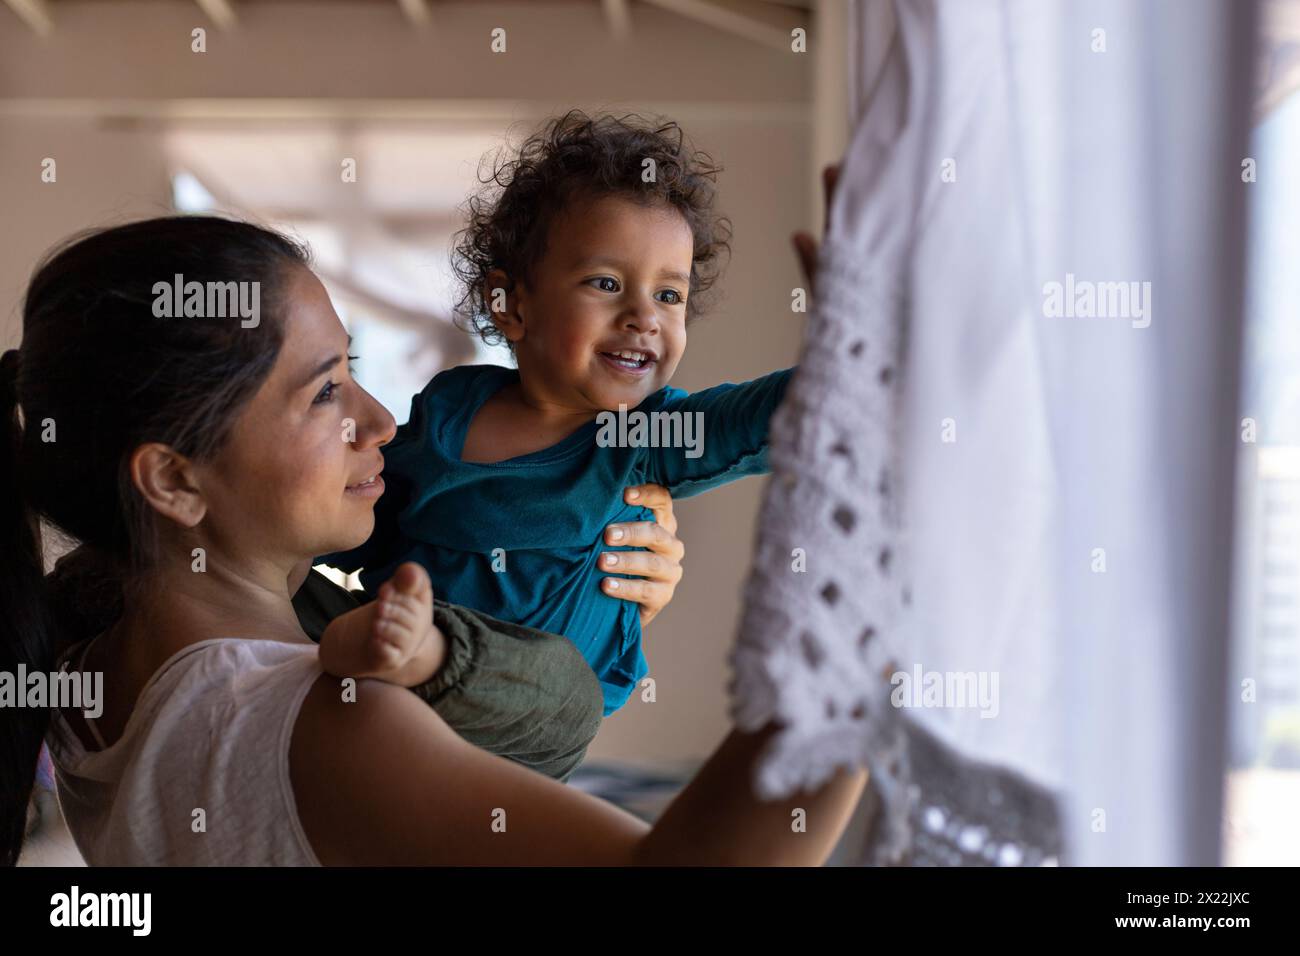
646 368 794 498
319 562 447 687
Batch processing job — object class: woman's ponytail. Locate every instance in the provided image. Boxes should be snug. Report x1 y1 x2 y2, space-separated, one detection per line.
0 216 309 866
0 347 55 866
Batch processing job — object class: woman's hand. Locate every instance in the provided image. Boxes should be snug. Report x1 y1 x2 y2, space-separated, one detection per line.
599 483 685 629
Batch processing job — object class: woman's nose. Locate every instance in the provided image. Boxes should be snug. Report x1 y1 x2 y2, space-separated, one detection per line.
354 387 397 447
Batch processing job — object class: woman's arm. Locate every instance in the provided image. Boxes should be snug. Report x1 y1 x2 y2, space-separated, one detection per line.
290 674 866 866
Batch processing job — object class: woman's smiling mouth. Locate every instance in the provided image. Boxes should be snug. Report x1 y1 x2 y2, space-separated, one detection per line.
345 472 385 498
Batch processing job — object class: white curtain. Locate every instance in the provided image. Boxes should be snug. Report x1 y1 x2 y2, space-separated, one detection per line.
729 0 1255 865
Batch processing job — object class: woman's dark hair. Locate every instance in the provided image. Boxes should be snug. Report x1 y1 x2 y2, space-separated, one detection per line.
0 215 309 865
450 110 733 348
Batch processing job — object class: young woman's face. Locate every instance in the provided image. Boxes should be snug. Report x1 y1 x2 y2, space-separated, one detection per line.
197 267 396 569
510 194 695 413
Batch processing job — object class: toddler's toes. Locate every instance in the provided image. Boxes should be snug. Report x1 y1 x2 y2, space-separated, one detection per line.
391 562 433 602
357 563 435 675
378 595 423 634
362 635 404 672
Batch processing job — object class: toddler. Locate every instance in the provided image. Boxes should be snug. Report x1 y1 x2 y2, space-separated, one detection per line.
323 112 792 716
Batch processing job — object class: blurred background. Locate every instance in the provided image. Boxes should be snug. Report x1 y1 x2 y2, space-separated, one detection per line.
1229 0 1300 865
5 0 1300 866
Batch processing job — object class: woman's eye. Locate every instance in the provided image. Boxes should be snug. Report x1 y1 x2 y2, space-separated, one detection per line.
312 353 361 405
313 381 341 405
589 277 620 293
315 356 366 405
657 289 684 305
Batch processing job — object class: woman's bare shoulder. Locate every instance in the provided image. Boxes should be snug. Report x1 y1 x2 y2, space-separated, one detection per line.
288 675 650 865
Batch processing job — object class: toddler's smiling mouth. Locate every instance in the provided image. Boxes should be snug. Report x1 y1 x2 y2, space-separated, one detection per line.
597 347 658 376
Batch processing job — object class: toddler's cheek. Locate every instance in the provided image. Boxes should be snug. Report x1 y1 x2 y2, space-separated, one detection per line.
555 322 596 358
657 353 684 384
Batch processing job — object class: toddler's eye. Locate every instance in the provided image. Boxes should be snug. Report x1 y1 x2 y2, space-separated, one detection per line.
657 289 684 305
588 277 620 293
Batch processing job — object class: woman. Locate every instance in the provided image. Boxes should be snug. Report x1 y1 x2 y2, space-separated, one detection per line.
1 216 865 866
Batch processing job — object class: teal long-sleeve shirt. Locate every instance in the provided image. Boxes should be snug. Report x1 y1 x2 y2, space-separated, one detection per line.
324 363 794 716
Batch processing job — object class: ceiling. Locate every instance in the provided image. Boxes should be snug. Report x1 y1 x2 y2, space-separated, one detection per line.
2 0 815 50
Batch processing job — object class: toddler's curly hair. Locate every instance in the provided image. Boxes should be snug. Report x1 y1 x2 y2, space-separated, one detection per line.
450 110 732 348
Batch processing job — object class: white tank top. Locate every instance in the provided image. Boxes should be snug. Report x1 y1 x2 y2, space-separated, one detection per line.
45 636 324 866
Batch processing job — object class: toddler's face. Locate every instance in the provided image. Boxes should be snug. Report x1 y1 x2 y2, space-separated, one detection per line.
507 194 694 413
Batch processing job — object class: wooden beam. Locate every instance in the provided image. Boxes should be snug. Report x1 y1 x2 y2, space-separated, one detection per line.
3 0 53 37
0 99 808 125
194 0 237 32
396 0 431 27
602 0 632 41
640 0 804 52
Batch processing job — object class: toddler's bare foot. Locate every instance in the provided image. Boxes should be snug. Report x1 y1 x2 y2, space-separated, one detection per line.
319 562 445 687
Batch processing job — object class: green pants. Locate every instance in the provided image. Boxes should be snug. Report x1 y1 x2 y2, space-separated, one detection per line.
292 569 603 782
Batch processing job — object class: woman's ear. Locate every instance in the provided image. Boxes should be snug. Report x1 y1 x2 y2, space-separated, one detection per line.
128 442 208 528
484 268 526 345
